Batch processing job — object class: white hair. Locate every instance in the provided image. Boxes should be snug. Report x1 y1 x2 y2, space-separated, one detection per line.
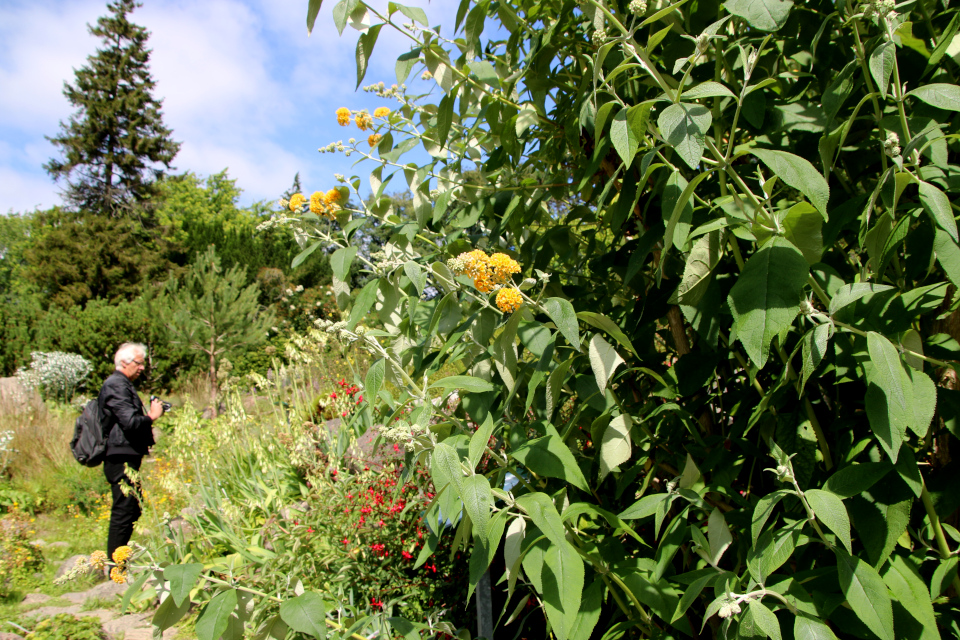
114 343 147 369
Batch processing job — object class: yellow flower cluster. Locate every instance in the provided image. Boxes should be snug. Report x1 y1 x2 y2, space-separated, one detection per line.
89 550 107 570
110 566 127 584
309 189 343 219
355 112 373 131
374 107 391 118
336 107 351 126
496 288 523 313
289 193 307 212
112 545 132 564
455 250 521 294
368 134 382 147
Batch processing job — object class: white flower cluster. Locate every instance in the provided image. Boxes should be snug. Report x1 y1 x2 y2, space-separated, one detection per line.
16 351 92 402
628 0 647 15
363 81 406 99
377 420 427 452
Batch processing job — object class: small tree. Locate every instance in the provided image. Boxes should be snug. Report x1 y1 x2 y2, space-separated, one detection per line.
158 246 274 409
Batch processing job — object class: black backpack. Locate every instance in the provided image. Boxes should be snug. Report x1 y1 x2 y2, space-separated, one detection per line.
70 395 108 467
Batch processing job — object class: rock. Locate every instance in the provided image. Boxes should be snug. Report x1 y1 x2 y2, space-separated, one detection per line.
30 539 46 547
62 592 87 604
0 632 25 640
54 555 88 580
179 507 199 518
279 501 310 521
79 609 117 624
166 517 195 540
103 612 153 640
201 406 215 420
25 604 82 618
86 580 126 600
21 593 50 605
49 541 70 549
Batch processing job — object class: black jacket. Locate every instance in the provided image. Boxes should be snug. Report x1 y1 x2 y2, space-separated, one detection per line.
99 372 154 457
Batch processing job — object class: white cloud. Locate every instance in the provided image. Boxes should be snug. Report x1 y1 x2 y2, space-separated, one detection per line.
0 0 466 212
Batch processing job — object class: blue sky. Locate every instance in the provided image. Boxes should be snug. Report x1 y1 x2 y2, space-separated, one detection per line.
0 0 457 213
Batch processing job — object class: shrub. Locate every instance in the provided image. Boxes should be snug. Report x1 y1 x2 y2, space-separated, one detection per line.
24 614 104 640
15 352 92 403
0 514 45 597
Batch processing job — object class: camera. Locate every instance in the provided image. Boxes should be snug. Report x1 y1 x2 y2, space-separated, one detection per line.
150 395 173 412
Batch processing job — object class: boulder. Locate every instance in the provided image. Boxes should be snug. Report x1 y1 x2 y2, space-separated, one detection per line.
86 579 126 600
54 555 88 580
21 593 50 605
0 632 25 640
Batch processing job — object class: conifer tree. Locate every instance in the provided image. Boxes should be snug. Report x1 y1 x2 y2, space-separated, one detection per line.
45 0 180 219
156 246 274 410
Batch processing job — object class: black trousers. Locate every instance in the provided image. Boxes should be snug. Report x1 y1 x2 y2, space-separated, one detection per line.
104 454 143 559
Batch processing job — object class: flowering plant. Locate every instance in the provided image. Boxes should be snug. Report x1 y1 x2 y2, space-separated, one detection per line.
15 351 92 403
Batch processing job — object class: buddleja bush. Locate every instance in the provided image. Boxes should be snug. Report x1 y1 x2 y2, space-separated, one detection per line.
140 0 960 638
15 351 92 403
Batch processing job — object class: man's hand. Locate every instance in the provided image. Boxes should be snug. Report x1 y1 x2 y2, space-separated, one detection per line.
148 398 164 421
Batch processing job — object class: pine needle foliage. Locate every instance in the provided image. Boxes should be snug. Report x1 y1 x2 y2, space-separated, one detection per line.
44 0 180 219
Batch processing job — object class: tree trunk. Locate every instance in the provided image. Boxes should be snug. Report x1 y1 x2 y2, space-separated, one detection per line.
209 340 218 418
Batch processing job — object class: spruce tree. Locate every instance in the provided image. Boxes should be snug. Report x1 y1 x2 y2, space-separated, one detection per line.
44 0 180 219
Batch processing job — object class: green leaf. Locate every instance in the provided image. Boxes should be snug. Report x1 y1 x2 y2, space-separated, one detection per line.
435 93 455 149
292 241 322 269
306 0 324 34
727 236 809 368
724 0 793 31
750 149 830 219
661 170 714 272
364 359 385 406
569 579 603 640
468 415 494 470
330 246 358 282
355 24 383 89
396 4 428 26
279 592 328 639
252 615 288 640
610 106 642 167
931 556 958 599
196 589 239 640
907 83 960 111
541 541 585 640
546 359 573 420
429 376 495 393
752 489 791 542
468 60 498 86
707 508 732 566
801 324 831 392
620 493 669 520
835 548 895 640
163 563 203 608
460 474 492 539
347 277 380 330
866 332 919 462
850 495 910 568
512 427 590 492
599 414 632 479
805 489 852 553
934 229 960 288
152 591 192 632
676 231 722 306
658 103 711 170
681 81 736 100
794 614 838 640
750 527 798 582
881 555 938 639
662 170 693 252
869 42 895 99
516 492 566 548
588 334 624 392
671 573 717 622
919 180 958 243
780 202 824 264
828 282 895 315
120 569 152 615
824 462 891 498
543 297 580 351
577 312 637 358
395 49 420 84
332 0 360 35
749 600 782 640
403 261 426 297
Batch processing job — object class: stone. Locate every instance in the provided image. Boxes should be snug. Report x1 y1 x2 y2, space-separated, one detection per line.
21 593 50 605
201 406 215 420
49 541 70 549
166 517 195 540
62 592 87 604
25 604 82 618
54 555 88 580
179 507 199 518
103 612 153 640
86 580 126 600
0 632 25 640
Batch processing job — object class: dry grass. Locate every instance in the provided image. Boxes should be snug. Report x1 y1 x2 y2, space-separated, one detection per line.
0 392 75 480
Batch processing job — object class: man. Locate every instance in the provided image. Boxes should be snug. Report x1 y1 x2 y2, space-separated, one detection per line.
99 342 164 558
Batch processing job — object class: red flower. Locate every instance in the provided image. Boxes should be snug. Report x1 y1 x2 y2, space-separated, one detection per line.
342 538 349 545
402 551 414 560
371 598 383 609
393 443 401 453
378 519 385 527
306 528 314 533
359 516 365 524
331 392 337 399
